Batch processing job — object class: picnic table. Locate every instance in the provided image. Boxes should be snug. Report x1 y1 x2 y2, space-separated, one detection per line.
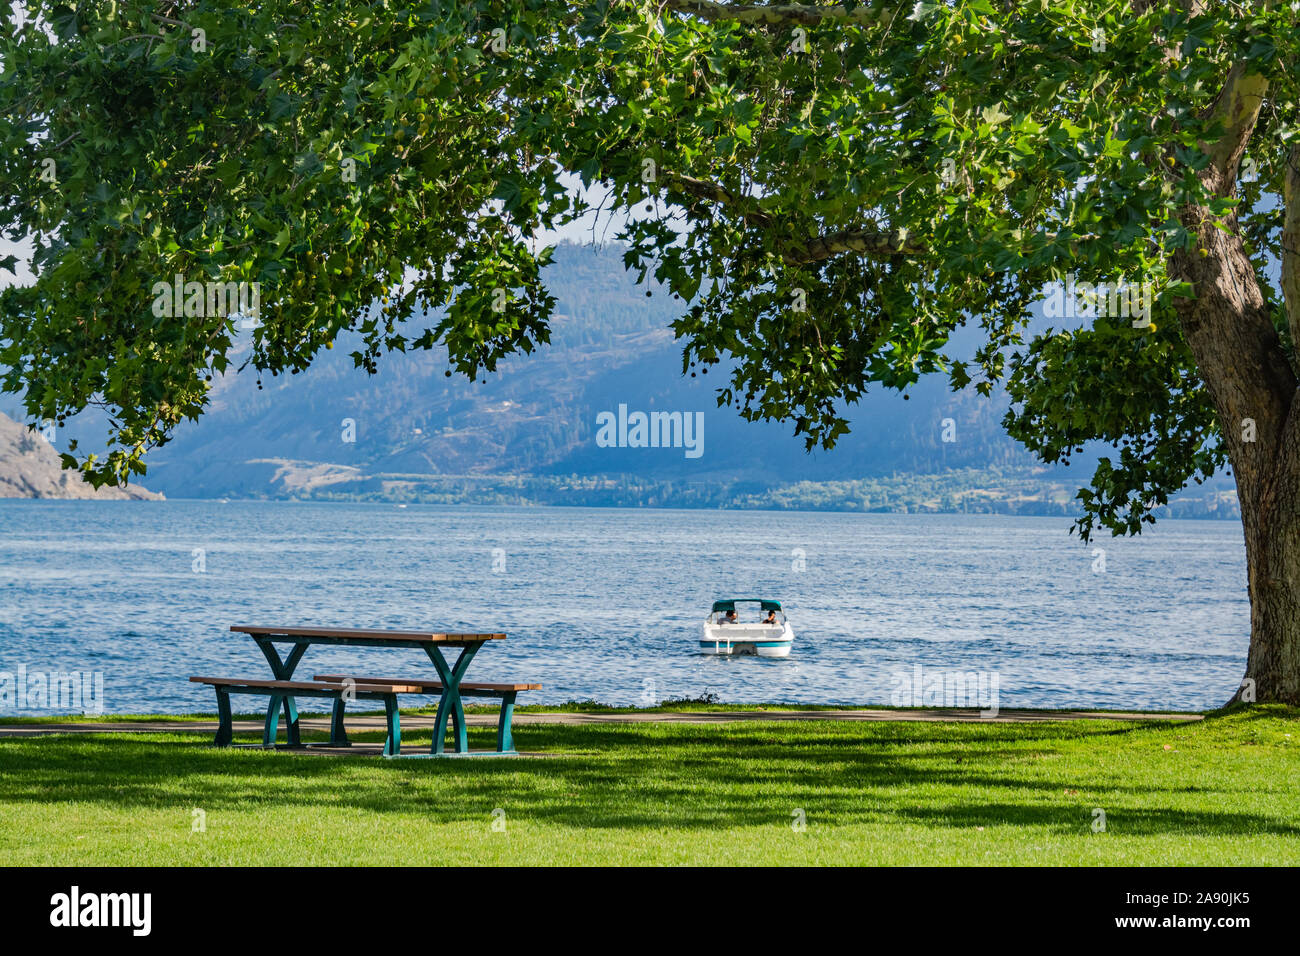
228 624 507 754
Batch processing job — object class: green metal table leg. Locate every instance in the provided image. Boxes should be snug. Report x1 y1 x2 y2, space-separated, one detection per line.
214 689 233 746
260 702 277 745
449 692 466 748
255 638 308 747
263 693 282 746
382 695 401 756
425 642 480 754
329 698 351 746
283 695 301 746
496 691 517 753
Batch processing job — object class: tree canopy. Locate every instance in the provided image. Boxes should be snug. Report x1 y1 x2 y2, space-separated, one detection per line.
1 0 1295 545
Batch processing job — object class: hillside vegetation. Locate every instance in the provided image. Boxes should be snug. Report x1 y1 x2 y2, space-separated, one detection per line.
1 243 1234 517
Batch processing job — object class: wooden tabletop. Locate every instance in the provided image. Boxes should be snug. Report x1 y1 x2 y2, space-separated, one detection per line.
231 625 506 643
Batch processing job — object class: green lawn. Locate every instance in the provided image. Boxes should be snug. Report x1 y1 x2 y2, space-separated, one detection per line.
0 706 1297 865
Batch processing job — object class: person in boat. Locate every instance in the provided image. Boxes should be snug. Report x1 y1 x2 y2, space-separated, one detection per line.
723 609 738 624
762 609 778 625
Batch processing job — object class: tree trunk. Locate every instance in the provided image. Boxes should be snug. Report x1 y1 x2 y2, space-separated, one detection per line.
1238 502 1300 704
1172 230 1300 704
1168 67 1300 704
1174 251 1300 703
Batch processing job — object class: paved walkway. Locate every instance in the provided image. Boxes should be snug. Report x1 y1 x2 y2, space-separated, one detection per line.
0 707 1203 739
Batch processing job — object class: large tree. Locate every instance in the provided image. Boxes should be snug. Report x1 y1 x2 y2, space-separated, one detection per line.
2 1 1297 701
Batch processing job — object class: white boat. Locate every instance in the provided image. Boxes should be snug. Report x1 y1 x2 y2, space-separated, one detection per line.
700 599 794 657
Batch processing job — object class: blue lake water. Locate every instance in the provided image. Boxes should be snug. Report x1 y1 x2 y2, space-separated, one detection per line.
0 501 1249 714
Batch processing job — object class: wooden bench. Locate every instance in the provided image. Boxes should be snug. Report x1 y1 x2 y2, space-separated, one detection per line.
189 676 423 755
314 674 541 754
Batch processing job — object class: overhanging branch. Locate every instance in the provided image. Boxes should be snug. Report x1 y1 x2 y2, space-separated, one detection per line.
783 228 922 263
1202 63 1268 185
1281 144 1300 348
661 171 777 228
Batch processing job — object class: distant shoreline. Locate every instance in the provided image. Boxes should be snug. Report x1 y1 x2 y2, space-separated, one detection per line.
0 493 1241 522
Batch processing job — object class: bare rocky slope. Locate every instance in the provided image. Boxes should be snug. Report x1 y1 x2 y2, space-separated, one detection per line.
0 411 162 500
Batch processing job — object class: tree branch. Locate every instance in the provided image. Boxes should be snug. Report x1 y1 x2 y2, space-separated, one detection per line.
782 227 922 263
1282 144 1300 348
661 171 776 228
1201 63 1268 186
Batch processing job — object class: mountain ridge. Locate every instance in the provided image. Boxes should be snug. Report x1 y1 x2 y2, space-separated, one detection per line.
0 241 1236 517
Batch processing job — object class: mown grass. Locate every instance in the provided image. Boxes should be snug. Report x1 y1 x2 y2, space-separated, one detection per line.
0 698 1202 724
0 706 1296 865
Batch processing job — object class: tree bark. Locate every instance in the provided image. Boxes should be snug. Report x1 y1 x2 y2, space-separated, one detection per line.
1169 66 1300 704
1171 249 1300 705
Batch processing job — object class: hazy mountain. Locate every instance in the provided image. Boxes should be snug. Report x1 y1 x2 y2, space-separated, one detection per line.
2 240 1229 516
84 241 1047 498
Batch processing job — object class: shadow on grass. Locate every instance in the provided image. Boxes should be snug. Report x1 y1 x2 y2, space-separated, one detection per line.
0 712 1294 832
1 710 1297 836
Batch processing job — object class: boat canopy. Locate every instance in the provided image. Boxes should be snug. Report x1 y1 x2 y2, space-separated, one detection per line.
711 599 782 613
